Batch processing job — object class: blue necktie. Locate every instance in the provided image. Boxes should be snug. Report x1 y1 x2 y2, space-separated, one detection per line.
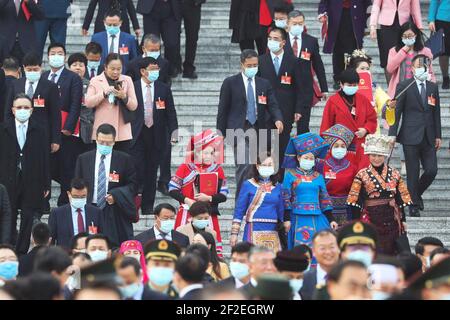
50 73 57 83
247 78 256 125
420 83 426 106
274 56 280 75
18 124 26 150
97 155 107 209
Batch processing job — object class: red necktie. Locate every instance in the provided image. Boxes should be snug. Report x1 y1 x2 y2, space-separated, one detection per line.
77 208 85 233
292 36 299 57
90 68 96 79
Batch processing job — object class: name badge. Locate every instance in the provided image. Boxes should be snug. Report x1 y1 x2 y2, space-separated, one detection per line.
300 49 311 61
34 97 45 108
428 95 436 106
89 223 98 235
351 107 356 116
325 170 337 180
119 46 129 55
258 94 267 105
156 98 166 109
281 73 292 85
302 176 313 183
109 171 120 183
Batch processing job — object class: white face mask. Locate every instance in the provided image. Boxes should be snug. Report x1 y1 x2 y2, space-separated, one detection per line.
331 147 347 160
88 250 108 262
258 166 275 178
299 158 315 171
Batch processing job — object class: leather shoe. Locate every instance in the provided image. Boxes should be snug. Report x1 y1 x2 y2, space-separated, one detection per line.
157 183 169 196
182 71 198 79
141 208 153 215
417 196 424 211
409 206 420 217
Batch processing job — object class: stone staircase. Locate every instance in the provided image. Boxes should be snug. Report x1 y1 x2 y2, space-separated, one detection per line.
41 0 449 256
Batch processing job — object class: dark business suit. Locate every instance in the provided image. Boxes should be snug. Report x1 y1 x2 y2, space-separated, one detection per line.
300 268 317 301
74 150 137 247
134 227 190 248
42 68 83 206
389 79 441 208
126 55 171 85
0 183 12 244
141 285 169 300
85 65 104 81
136 0 182 74
48 204 103 249
18 245 46 277
0 0 45 64
258 51 313 167
83 0 140 35
0 119 50 255
130 79 177 213
179 287 204 300
91 31 138 74
0 70 14 123
239 282 255 299
216 73 283 197
217 276 238 289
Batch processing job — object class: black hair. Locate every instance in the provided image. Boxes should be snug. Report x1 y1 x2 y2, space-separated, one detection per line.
188 201 211 217
96 123 117 139
2 56 20 71
348 55 372 70
338 68 360 84
22 272 62 300
269 27 288 41
185 243 211 266
85 234 111 250
33 247 72 274
395 21 424 52
22 52 42 67
71 232 90 251
68 52 87 67
415 237 444 255
294 244 313 259
105 53 122 66
138 56 159 70
13 93 33 106
31 222 51 246
196 231 225 279
47 42 66 56
327 260 367 283
240 49 258 63
154 203 176 216
430 247 449 262
249 151 280 186
70 178 88 192
74 281 121 300
104 9 122 20
72 252 92 261
85 42 103 55
397 253 423 281
372 255 404 269
119 256 141 276
411 54 431 69
231 241 254 255
175 253 208 284
312 229 337 245
274 3 294 14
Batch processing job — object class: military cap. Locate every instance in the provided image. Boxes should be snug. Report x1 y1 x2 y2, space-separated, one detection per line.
253 274 293 300
408 256 450 290
80 255 123 288
337 221 378 249
273 249 309 272
143 239 181 262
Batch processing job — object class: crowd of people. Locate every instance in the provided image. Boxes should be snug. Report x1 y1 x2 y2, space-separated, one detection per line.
0 0 449 301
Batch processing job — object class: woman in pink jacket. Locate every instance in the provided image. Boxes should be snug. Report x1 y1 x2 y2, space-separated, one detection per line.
85 53 138 153
370 0 423 83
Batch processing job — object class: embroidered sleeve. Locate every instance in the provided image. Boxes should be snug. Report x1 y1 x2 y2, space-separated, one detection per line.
232 181 251 234
347 171 363 209
218 167 229 196
395 172 412 208
282 171 294 210
318 174 333 212
168 164 185 192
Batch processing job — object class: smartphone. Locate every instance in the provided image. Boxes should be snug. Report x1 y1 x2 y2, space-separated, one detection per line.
114 81 123 90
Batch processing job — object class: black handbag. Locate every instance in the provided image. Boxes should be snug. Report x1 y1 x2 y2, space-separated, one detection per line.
395 232 411 254
276 221 288 250
424 29 445 59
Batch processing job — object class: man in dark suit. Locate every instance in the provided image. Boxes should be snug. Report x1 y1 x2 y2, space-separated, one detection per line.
18 222 50 276
42 43 84 206
0 57 21 123
34 0 71 60
135 203 189 248
258 26 313 167
0 0 45 64
285 10 328 134
217 241 252 289
0 93 50 255
216 49 284 198
136 0 182 77
130 57 178 215
126 33 171 85
75 124 137 248
389 55 441 217
0 183 12 245
48 178 103 250
85 42 104 80
91 9 138 74
173 253 207 300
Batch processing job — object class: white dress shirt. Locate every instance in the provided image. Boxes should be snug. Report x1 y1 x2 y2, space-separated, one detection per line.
108 32 121 54
15 119 28 146
71 205 86 235
316 264 328 287
235 277 245 289
179 283 203 298
153 225 172 241
93 151 112 204
48 66 64 84
241 72 257 120
24 80 38 96
250 277 258 287
289 33 302 58
141 78 154 105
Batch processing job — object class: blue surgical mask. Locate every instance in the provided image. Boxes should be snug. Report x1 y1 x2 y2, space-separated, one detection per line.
148 267 174 286
15 109 32 122
146 51 160 60
347 250 373 267
120 283 141 299
0 261 19 280
267 39 282 53
258 166 275 178
49 55 65 69
25 71 41 83
331 147 347 160
105 25 120 36
372 291 390 300
342 85 358 96
147 70 159 82
192 219 209 230
289 279 304 293
299 158 315 171
414 67 428 82
244 67 258 79
402 37 416 47
160 219 175 234
88 250 108 262
229 262 250 279
71 197 87 210
87 60 100 71
97 143 113 156
274 19 287 29
290 25 304 37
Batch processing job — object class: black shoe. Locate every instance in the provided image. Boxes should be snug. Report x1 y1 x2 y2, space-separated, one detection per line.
442 76 450 89
169 68 181 78
417 196 424 211
141 208 154 215
409 206 421 217
157 182 169 196
182 71 198 79
333 81 340 91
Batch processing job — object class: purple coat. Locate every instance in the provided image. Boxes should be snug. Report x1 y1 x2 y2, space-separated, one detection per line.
318 0 371 54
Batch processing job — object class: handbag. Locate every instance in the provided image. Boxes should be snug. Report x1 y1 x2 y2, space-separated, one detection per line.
395 232 411 254
424 29 445 59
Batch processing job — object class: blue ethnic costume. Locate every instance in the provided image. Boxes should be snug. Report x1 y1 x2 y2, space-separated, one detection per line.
232 178 284 254
282 133 335 249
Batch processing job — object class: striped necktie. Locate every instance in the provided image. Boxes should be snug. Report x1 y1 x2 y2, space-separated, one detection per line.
97 155 107 209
